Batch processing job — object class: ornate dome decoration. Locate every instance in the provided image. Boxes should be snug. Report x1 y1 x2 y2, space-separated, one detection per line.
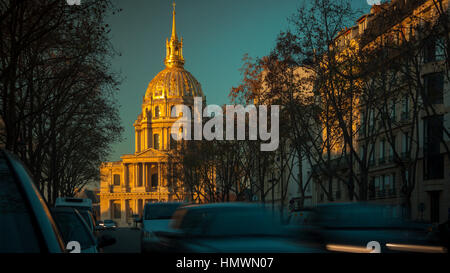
145 67 203 99
144 1 204 100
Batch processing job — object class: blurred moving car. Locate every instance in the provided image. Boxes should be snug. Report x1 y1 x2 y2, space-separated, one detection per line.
102 219 117 230
156 202 323 253
139 202 183 253
302 203 447 253
427 220 450 250
51 207 115 253
0 149 65 253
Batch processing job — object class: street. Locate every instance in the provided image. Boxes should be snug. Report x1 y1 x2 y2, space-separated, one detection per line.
101 228 141 253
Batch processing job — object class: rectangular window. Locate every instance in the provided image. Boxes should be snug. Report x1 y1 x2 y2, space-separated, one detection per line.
138 164 143 187
424 115 444 180
138 199 143 217
379 140 385 161
113 174 120 186
424 37 446 62
361 112 366 136
385 175 392 194
374 176 380 197
369 144 375 165
390 100 396 121
424 115 443 155
423 73 444 104
154 134 160 150
113 201 121 219
369 109 375 130
402 96 409 119
402 132 409 155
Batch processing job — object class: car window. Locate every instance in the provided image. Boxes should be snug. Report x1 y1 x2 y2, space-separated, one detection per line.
79 210 93 230
52 211 95 250
205 208 284 237
173 207 284 237
144 204 181 220
0 154 41 253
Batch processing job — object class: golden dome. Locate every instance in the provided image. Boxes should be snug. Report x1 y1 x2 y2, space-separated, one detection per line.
145 66 204 99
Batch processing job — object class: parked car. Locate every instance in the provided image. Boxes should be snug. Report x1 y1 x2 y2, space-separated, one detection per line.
102 219 117 230
139 202 183 253
55 197 96 229
96 220 105 230
51 207 115 253
156 202 324 253
301 203 447 253
0 149 65 253
80 209 97 233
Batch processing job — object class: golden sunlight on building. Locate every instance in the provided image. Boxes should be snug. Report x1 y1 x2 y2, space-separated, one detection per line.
99 3 205 226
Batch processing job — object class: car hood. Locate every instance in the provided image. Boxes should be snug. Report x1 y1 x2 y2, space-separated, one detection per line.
143 219 172 233
184 236 323 253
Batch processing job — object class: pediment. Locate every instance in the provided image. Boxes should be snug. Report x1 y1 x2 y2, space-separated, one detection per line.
132 148 168 158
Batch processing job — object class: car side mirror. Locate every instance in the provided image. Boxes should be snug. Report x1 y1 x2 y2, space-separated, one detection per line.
97 234 116 249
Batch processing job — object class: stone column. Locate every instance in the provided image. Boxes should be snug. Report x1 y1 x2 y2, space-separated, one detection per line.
144 163 148 191
134 164 138 187
121 199 126 226
157 163 161 192
121 164 126 192
135 129 139 153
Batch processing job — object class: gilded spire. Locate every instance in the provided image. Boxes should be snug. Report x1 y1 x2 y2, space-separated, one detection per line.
165 0 184 68
171 1 177 39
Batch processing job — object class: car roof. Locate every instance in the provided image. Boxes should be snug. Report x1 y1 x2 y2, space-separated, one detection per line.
144 202 184 208
180 202 266 210
51 206 80 213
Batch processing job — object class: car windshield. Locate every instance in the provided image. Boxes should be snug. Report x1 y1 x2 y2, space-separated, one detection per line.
52 211 95 250
144 203 181 220
175 207 285 237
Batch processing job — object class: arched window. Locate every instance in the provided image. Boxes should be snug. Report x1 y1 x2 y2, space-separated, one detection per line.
154 134 160 150
155 106 160 118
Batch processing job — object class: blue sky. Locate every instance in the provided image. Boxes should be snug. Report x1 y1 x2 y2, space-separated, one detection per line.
106 0 371 161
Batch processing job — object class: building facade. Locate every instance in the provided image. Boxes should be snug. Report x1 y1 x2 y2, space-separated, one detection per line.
312 0 450 224
99 4 205 226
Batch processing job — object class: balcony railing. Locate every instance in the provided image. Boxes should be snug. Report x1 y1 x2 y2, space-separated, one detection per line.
375 189 397 199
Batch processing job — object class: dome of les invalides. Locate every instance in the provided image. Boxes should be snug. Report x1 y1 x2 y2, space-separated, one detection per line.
144 3 204 100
